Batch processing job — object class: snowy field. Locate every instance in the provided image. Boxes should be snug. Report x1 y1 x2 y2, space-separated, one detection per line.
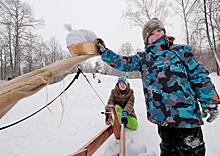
0 73 220 156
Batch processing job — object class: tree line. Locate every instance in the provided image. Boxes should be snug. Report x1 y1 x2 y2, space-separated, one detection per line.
0 0 69 80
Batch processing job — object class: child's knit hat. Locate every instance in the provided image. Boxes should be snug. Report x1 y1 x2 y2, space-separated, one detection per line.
142 18 165 43
117 76 128 85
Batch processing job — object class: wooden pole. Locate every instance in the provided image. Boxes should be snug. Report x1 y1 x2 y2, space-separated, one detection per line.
111 106 121 139
119 124 125 156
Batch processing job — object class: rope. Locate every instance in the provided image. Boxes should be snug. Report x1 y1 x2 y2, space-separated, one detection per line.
76 65 106 106
0 68 81 130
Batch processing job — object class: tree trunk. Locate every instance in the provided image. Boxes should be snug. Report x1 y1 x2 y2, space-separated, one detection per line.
181 0 190 44
203 0 215 69
209 2 220 75
0 48 3 80
8 25 14 78
4 50 6 80
14 6 20 77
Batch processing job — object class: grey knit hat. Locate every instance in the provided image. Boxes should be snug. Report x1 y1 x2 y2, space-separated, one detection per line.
142 18 165 43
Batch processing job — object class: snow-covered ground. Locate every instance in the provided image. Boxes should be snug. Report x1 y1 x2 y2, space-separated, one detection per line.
0 73 220 156
0 80 6 84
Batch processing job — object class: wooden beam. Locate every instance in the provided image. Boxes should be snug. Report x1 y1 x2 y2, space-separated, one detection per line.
119 124 125 156
112 106 121 139
71 107 122 156
72 126 113 156
71 149 87 156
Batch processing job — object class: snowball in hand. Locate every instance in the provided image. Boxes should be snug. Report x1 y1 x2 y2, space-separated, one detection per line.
65 25 97 46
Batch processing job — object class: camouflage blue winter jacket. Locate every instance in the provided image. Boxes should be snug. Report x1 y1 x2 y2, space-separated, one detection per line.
101 36 219 128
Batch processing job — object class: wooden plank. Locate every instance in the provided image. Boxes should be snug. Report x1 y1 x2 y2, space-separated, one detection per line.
72 126 113 156
112 107 121 139
119 124 125 156
71 107 122 156
72 149 87 156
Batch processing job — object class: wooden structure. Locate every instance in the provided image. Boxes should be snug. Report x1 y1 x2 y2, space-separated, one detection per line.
71 106 126 156
0 55 96 118
120 124 125 156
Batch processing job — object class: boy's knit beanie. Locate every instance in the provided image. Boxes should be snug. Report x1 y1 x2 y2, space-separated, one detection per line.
117 76 128 85
142 18 165 43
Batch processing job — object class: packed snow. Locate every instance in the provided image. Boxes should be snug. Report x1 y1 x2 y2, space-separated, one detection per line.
0 73 220 156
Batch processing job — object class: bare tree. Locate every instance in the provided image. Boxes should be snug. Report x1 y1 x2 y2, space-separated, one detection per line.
47 37 63 64
118 42 134 55
123 0 171 28
34 40 49 68
0 41 4 79
0 0 43 77
210 0 220 32
203 0 220 74
189 0 220 74
117 42 140 78
22 31 38 72
208 0 220 74
0 2 14 78
171 0 199 44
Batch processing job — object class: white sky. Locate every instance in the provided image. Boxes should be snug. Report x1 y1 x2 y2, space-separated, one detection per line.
22 0 185 51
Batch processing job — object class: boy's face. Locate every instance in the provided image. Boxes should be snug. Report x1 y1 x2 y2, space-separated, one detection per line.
148 28 165 44
118 82 127 90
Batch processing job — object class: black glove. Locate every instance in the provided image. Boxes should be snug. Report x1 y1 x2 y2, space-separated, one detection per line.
121 111 128 126
95 38 107 54
202 104 219 122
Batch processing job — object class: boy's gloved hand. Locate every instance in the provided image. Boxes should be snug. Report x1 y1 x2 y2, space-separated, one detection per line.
104 105 113 125
202 104 219 122
95 38 107 54
121 111 128 126
105 114 113 125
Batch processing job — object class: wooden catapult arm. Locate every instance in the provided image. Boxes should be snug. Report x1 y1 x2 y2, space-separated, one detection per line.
71 106 125 156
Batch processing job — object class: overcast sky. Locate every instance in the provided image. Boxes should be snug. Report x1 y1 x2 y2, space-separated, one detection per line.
22 0 185 51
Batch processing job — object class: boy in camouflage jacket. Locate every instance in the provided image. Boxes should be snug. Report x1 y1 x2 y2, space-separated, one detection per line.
96 18 219 156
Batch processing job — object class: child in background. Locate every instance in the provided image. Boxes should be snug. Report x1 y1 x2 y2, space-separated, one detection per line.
105 76 138 130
